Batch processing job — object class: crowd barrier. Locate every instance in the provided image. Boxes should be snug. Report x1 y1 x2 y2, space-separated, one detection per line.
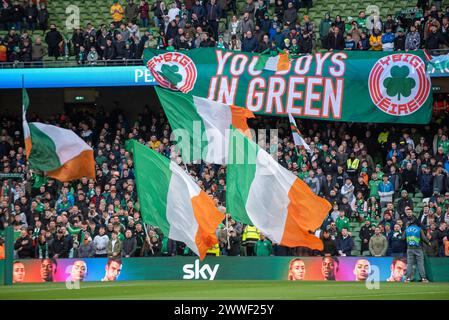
2 256 448 284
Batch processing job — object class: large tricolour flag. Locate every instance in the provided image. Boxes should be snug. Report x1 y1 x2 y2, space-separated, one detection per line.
22 88 95 182
155 86 254 164
128 139 225 260
227 127 331 250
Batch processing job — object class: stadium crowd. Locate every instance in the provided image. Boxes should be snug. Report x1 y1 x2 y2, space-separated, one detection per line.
0 95 448 260
1 0 449 64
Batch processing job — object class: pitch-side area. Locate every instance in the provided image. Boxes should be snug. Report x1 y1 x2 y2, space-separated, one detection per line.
1 281 449 300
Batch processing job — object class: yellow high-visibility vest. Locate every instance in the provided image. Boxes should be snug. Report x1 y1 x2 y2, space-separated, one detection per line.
378 132 389 144
347 158 360 170
207 243 220 256
242 225 260 241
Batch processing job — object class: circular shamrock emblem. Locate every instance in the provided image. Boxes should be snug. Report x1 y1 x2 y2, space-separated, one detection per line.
369 53 431 116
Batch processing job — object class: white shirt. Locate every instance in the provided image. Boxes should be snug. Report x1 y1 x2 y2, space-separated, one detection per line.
167 8 180 21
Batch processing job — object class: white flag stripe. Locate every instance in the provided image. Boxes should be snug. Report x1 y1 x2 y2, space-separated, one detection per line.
288 113 312 154
32 122 92 164
193 96 232 164
246 149 295 243
167 161 201 257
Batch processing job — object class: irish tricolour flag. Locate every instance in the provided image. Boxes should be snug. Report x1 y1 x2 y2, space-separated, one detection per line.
254 51 290 72
155 86 254 164
227 127 331 250
22 89 95 181
288 113 312 154
128 139 225 260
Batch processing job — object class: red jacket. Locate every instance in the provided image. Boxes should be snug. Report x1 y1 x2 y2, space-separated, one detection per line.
139 2 149 19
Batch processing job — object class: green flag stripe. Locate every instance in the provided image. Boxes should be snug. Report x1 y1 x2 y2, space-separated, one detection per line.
22 88 29 113
155 86 208 163
130 139 171 234
28 123 61 172
226 127 259 226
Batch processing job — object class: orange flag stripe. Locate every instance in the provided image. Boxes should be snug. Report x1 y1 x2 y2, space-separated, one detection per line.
47 149 95 182
191 191 226 260
230 105 255 139
281 179 332 250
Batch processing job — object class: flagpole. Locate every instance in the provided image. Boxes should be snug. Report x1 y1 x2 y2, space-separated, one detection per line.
142 222 154 256
226 214 230 250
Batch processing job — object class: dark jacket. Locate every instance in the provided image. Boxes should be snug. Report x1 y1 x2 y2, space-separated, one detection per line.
397 196 413 216
103 44 116 60
283 7 297 25
394 34 406 50
321 236 338 256
24 4 38 22
242 36 258 52
401 169 417 193
418 173 433 196
71 32 84 48
114 40 127 58
328 31 345 50
19 43 32 62
426 32 447 50
360 225 374 243
124 3 139 22
49 235 70 258
227 234 241 256
37 8 49 25
122 237 137 256
45 29 63 48
336 235 354 256
206 3 220 21
389 231 407 254
11 4 24 23
354 181 369 199
14 235 34 258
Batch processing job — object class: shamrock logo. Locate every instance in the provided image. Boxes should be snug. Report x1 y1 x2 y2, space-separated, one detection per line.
383 65 416 100
158 64 183 87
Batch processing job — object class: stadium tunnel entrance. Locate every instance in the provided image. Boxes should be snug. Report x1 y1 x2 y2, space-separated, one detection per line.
0 86 161 121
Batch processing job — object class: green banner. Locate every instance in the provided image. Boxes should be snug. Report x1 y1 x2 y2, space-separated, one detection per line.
144 48 433 124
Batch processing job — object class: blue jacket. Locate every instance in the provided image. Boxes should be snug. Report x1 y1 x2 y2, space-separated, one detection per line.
379 182 394 193
387 148 403 162
336 235 354 256
206 3 220 21
273 32 284 48
418 173 433 194
381 32 395 44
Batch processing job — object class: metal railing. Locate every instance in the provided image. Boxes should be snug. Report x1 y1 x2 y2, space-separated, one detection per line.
0 49 447 70
0 59 144 69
